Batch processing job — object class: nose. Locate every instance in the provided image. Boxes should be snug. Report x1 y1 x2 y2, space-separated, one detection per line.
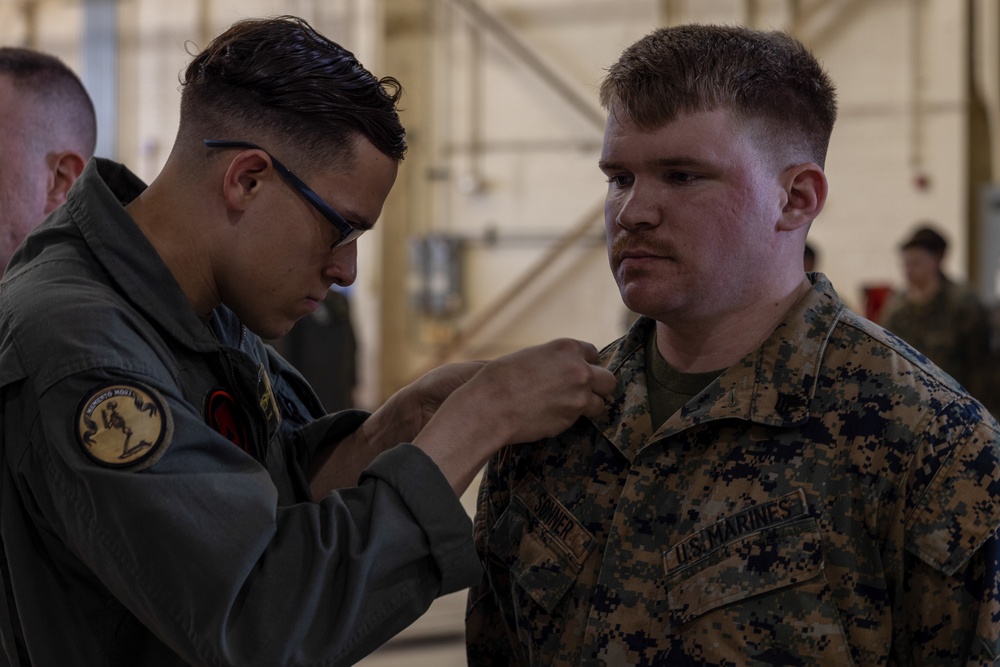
610 181 659 232
325 241 358 287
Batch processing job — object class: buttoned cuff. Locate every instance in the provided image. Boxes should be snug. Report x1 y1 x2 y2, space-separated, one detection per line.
361 444 482 595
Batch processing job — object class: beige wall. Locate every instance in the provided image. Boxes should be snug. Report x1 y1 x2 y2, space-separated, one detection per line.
3 0 997 408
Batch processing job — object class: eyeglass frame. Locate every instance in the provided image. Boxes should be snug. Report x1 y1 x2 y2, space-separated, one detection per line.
203 139 366 249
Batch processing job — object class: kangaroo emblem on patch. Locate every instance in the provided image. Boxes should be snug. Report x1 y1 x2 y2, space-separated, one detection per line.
76 381 173 470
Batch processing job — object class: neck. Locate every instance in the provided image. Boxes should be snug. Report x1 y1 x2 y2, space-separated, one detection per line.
125 166 220 318
654 276 813 373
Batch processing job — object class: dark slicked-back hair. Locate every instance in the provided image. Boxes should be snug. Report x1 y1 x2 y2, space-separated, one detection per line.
600 25 837 167
179 15 406 169
0 47 97 158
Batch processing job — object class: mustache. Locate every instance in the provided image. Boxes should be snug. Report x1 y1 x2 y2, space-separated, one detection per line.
610 233 672 258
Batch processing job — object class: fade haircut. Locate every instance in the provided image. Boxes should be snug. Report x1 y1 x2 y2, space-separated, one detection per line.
600 25 837 167
0 47 97 159
179 15 406 171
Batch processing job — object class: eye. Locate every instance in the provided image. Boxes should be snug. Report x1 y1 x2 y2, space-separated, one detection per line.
667 171 700 184
605 173 633 188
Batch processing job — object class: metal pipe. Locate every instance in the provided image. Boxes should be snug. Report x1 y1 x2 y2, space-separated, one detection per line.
415 200 605 373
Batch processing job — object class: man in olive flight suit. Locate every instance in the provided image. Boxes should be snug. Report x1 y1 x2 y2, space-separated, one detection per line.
467 25 1000 666
0 16 615 666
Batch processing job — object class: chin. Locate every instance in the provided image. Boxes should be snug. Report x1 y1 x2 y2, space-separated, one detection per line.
247 318 296 341
620 287 672 318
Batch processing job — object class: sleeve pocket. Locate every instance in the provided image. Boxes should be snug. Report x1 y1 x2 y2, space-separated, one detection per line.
665 517 825 626
487 474 594 614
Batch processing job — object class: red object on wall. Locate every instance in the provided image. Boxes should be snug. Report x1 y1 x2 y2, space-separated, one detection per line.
863 284 894 324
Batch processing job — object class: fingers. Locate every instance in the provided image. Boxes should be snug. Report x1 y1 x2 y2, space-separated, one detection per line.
474 338 616 441
544 338 616 399
409 338 616 491
591 365 617 398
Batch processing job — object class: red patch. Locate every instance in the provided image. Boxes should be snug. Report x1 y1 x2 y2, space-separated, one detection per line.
205 388 251 453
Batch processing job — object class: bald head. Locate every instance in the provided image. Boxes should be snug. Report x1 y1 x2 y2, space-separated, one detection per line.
0 47 97 274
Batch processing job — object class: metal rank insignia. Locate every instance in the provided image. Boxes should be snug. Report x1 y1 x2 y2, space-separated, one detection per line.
256 363 281 436
76 381 173 471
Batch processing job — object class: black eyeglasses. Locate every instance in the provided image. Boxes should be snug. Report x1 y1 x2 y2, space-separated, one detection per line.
203 139 365 249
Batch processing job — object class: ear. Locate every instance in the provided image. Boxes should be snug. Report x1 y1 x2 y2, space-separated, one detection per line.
777 162 827 232
43 152 87 215
221 150 271 214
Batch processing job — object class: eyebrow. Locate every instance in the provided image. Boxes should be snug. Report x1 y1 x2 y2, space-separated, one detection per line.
599 156 713 171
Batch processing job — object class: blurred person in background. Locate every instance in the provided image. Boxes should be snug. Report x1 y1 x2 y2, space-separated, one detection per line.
0 46 96 274
269 287 359 413
882 224 993 407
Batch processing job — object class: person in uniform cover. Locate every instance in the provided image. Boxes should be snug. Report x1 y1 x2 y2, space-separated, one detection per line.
882 224 993 408
466 24 1000 666
0 16 616 666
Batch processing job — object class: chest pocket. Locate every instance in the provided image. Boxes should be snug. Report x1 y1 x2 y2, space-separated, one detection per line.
663 489 854 664
488 474 595 613
664 489 820 622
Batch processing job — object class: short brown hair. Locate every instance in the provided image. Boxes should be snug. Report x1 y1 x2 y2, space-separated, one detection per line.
179 15 406 170
600 25 837 167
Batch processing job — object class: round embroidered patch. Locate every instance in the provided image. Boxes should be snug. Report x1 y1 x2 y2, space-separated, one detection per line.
76 382 172 470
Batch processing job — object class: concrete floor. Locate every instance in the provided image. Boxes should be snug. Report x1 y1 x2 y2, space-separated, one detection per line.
356 590 468 666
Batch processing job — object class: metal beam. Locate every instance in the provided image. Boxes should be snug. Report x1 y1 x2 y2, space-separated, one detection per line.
444 0 606 133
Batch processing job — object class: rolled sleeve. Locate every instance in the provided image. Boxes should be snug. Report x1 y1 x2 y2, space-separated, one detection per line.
362 444 482 594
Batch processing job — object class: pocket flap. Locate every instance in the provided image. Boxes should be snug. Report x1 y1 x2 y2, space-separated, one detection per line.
488 474 594 613
665 490 823 626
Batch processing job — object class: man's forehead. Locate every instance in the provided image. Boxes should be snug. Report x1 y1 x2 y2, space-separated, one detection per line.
601 109 744 156
606 109 795 177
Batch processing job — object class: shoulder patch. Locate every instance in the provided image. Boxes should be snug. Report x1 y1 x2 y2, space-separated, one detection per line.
76 382 173 470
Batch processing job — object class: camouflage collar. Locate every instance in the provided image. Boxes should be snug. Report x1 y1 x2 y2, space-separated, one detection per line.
592 274 847 460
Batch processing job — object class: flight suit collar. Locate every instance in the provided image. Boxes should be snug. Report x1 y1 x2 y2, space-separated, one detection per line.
592 274 847 461
80 159 227 353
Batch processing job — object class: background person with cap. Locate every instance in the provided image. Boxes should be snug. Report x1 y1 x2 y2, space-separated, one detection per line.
882 224 994 409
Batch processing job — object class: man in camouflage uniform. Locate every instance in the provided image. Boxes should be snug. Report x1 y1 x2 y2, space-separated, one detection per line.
882 225 993 407
466 24 1000 666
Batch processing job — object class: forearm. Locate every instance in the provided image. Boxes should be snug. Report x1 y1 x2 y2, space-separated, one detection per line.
410 378 518 496
309 407 502 499
412 418 502 496
307 426 383 499
307 389 427 500
308 339 614 500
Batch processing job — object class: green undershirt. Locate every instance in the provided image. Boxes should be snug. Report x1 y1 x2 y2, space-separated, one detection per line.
644 331 724 432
